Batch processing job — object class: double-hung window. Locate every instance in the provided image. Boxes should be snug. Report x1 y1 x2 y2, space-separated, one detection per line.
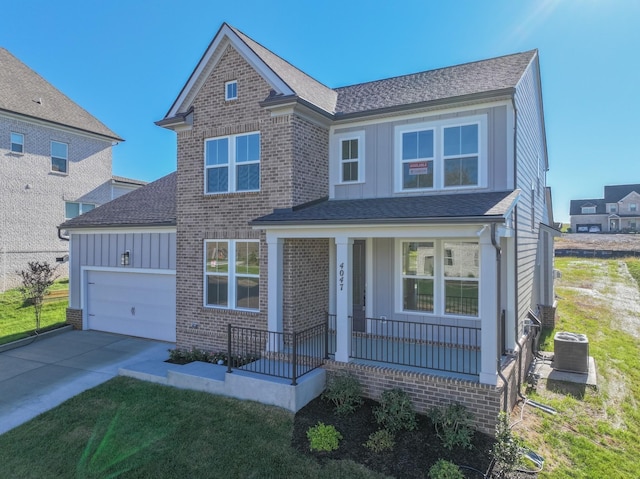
443 124 479 187
399 240 479 318
401 129 434 189
205 240 259 310
10 133 24 153
205 132 260 193
630 203 638 213
336 131 364 183
51 141 68 173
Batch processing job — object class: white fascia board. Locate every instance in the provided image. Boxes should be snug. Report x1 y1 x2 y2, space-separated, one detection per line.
264 223 490 240
329 99 512 133
67 226 176 235
167 25 294 119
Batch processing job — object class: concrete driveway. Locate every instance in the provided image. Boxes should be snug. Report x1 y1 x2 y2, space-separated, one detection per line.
0 329 172 435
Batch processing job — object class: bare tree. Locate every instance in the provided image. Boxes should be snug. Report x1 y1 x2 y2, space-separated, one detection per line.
18 261 58 332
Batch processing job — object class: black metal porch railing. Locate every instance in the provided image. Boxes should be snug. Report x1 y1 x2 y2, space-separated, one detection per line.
327 312 480 375
414 294 479 316
227 322 327 385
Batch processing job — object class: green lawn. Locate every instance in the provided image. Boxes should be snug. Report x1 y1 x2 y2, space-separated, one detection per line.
0 279 69 345
521 257 640 478
0 377 386 479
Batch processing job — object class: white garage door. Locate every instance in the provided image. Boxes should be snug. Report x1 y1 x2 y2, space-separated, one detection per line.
86 270 176 342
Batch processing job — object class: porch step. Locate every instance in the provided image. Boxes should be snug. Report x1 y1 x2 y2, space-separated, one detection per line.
168 362 226 395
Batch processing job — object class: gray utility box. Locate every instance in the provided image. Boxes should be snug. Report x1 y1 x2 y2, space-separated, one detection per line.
554 332 589 373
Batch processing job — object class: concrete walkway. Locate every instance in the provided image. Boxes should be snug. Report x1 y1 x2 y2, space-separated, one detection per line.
0 329 172 435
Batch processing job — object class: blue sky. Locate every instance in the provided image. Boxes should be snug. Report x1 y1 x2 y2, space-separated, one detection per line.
2 0 638 223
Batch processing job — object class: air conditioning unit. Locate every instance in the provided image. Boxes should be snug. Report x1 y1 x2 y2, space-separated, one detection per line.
553 332 589 373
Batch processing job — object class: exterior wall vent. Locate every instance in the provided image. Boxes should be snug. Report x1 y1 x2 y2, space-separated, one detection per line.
553 332 589 373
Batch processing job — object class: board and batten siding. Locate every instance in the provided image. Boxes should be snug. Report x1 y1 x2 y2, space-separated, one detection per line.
332 105 509 200
68 231 176 308
514 55 548 338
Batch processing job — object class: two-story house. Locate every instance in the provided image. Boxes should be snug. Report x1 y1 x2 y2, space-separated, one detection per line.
61 24 555 433
0 47 145 291
570 184 640 233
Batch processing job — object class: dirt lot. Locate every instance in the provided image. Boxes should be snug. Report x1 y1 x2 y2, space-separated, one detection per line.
555 233 640 251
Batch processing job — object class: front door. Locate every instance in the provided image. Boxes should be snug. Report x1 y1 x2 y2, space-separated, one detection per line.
352 240 366 332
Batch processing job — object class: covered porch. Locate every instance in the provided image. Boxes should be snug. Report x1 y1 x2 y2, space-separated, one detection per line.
251 191 519 386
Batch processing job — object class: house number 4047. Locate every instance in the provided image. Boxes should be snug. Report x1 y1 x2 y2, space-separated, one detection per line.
339 263 345 291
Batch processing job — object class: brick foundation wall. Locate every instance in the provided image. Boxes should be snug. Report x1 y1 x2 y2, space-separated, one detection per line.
500 331 535 412
323 361 502 435
66 308 83 329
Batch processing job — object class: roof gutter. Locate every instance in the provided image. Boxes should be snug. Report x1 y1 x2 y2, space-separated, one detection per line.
0 107 123 142
250 215 507 228
57 227 69 242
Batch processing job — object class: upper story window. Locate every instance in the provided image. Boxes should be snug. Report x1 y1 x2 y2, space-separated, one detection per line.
225 80 237 101
336 131 365 183
205 240 259 311
581 206 596 214
395 116 485 192
443 124 479 187
65 201 95 219
51 141 68 173
402 129 434 189
205 132 260 194
630 203 638 213
10 132 24 153
608 204 618 213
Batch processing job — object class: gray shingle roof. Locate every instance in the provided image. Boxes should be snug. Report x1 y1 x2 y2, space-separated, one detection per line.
604 184 640 203
0 48 122 141
252 190 519 226
60 172 176 229
333 51 536 116
569 199 606 216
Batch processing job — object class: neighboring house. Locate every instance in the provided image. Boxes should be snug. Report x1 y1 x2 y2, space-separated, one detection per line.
61 24 556 433
0 47 143 291
570 184 640 233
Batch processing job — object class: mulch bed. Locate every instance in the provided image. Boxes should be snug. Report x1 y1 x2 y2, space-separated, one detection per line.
292 396 495 478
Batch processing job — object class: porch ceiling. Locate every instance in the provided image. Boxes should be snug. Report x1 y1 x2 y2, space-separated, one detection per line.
251 190 519 226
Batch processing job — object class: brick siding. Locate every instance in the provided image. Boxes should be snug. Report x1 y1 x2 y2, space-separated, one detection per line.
174 44 329 351
0 115 114 291
65 307 83 329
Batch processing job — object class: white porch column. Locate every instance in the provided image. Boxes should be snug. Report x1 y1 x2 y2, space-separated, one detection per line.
479 230 498 385
266 234 284 352
503 236 516 349
334 236 353 363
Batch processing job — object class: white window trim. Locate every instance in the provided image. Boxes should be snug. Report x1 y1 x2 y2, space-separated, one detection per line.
394 238 480 319
335 131 365 184
51 140 69 174
630 203 638 213
204 131 260 194
10 132 24 154
203 239 260 311
225 80 237 101
581 206 596 214
394 115 487 193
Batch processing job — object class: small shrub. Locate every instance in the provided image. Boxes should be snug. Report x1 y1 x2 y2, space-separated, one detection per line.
322 373 364 416
167 348 259 367
428 403 475 450
306 422 342 452
364 429 395 452
428 459 464 479
373 388 417 432
490 412 523 479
